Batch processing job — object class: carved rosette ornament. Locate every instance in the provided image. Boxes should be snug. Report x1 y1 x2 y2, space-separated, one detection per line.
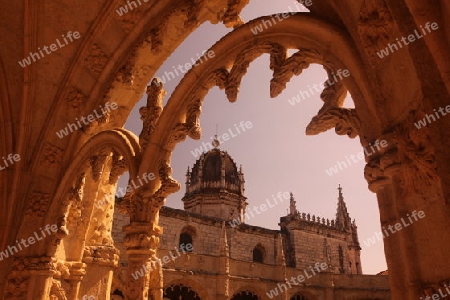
66 86 87 111
84 44 108 75
115 0 146 33
41 143 64 168
4 277 29 300
25 191 51 219
358 0 394 61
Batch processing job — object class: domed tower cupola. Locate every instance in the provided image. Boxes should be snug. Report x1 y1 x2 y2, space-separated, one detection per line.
182 142 247 221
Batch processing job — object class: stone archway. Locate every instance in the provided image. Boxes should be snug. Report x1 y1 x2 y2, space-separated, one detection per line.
3 129 140 300
119 12 375 299
163 284 202 300
231 290 260 300
290 293 309 300
124 11 450 300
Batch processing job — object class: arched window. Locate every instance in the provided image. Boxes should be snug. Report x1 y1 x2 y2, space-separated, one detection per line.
231 291 259 300
111 289 124 300
179 225 196 252
179 232 193 252
164 285 201 300
252 244 265 263
290 294 308 300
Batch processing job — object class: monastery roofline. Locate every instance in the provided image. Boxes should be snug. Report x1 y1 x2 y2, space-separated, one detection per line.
160 206 280 235
280 212 356 232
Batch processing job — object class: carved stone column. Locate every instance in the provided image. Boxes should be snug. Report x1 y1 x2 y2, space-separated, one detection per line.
123 222 162 300
364 112 450 298
5 256 55 300
81 246 119 299
63 262 86 300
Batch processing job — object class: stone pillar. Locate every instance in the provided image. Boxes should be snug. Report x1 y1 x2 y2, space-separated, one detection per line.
66 262 86 300
4 257 54 300
216 223 229 300
80 246 119 299
364 115 450 298
123 222 162 300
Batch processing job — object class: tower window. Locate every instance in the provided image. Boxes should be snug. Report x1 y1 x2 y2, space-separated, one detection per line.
179 233 193 252
252 244 265 263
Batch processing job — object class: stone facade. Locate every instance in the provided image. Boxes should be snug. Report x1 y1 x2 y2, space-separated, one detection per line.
111 149 390 299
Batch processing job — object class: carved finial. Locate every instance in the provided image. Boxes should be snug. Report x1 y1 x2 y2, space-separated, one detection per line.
289 192 298 216
139 78 165 149
336 185 351 231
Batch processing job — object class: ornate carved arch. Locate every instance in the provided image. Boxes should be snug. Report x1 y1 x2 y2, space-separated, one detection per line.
3 129 140 300
163 279 209 300
137 13 378 202
231 289 260 300
45 129 140 254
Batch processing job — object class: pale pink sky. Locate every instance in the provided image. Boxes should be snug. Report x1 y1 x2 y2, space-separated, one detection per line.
123 0 387 274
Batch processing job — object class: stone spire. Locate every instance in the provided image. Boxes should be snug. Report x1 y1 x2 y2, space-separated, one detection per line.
185 166 190 191
335 184 351 231
289 192 298 215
